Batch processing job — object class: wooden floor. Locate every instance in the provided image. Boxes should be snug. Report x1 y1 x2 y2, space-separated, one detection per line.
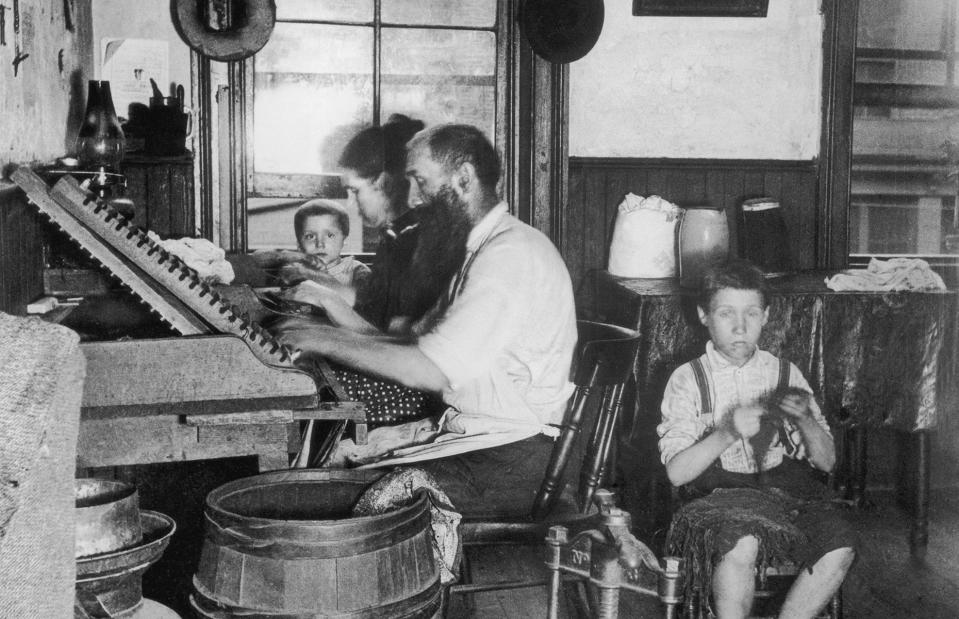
447 489 959 618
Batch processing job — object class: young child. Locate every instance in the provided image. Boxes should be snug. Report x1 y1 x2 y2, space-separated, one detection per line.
254 199 370 303
658 259 857 619
287 199 370 288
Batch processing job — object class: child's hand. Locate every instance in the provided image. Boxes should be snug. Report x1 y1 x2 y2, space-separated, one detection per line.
724 405 765 440
277 262 311 285
252 249 305 268
774 388 812 421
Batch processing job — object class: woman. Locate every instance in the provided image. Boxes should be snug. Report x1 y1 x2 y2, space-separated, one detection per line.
280 115 461 452
286 114 460 336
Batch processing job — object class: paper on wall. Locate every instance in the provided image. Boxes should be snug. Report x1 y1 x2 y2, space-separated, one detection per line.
100 38 170 121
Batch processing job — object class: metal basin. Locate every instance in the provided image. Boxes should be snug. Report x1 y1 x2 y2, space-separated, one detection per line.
75 478 143 558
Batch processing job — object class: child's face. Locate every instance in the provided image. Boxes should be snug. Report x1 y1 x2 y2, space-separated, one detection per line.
697 288 769 367
298 214 345 264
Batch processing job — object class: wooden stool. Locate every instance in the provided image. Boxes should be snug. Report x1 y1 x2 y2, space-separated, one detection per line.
545 501 683 619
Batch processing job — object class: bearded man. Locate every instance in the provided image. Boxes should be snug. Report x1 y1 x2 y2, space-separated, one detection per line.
275 124 577 517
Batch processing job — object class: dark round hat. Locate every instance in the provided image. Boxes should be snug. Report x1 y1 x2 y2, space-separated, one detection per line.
171 0 277 62
520 0 605 64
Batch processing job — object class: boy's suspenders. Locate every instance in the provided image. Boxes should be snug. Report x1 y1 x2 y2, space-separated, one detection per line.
689 355 792 417
683 356 795 494
689 357 713 416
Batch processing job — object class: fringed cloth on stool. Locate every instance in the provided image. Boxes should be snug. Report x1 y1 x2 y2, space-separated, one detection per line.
666 477 857 618
666 487 807 613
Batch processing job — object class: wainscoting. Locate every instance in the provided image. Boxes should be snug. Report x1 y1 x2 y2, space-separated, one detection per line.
0 184 44 314
563 157 819 293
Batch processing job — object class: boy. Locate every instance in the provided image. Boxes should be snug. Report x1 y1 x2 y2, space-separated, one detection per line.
658 260 857 619
254 199 370 303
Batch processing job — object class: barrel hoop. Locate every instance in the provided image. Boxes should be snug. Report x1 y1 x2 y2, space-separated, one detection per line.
191 578 442 619
203 500 433 558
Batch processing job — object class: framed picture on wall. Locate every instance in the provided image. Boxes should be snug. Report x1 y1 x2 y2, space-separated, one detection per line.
632 0 768 17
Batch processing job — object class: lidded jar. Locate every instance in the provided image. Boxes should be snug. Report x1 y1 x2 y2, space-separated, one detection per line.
677 205 729 289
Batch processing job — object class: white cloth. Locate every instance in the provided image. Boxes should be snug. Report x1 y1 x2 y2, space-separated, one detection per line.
658 341 831 474
153 234 235 284
825 257 946 292
364 203 577 467
607 193 681 278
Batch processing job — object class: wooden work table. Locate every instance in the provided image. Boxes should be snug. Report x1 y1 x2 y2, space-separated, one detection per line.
583 269 959 555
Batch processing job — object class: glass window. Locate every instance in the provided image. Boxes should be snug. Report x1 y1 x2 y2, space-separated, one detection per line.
381 28 496 136
382 0 495 27
275 0 373 22
248 0 501 253
857 0 945 51
850 0 959 260
253 24 373 177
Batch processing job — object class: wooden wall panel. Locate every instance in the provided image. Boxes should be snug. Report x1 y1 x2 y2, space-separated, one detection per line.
123 155 196 238
564 157 819 295
0 186 45 314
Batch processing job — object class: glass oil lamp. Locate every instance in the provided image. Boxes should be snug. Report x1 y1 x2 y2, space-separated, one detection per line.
74 80 126 199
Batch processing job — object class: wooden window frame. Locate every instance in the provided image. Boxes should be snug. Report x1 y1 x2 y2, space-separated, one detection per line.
192 0 569 253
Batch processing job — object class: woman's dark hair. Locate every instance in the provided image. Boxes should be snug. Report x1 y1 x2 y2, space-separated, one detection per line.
337 114 425 216
338 114 425 180
698 259 769 310
294 199 350 239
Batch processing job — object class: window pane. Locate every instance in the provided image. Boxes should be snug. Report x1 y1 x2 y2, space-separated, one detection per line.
857 0 945 51
856 59 948 86
253 23 373 178
853 106 958 161
382 0 495 27
381 29 496 137
276 0 372 22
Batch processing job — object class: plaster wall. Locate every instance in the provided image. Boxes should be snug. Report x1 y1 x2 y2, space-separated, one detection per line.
0 3 93 169
569 0 824 159
92 0 192 115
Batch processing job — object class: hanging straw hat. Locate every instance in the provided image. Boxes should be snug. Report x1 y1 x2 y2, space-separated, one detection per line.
520 0 605 64
172 0 277 61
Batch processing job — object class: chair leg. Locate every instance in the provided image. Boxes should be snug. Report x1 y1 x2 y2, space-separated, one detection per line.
569 580 593 619
596 587 619 619
829 586 843 619
547 565 562 619
684 589 699 619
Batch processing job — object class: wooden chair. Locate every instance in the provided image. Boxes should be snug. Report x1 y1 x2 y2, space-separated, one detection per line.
445 320 644 611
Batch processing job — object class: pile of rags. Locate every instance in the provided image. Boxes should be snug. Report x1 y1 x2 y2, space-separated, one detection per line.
825 257 945 292
146 232 235 284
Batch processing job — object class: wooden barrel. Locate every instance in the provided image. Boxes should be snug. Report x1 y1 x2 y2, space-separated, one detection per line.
190 469 441 618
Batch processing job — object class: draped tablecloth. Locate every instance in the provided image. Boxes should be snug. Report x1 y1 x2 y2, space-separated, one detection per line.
584 270 959 433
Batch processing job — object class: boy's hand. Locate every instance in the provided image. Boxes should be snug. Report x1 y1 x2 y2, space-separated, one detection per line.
725 405 765 440
252 249 305 268
774 388 812 421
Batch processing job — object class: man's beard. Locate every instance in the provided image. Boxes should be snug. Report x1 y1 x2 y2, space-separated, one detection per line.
401 185 472 316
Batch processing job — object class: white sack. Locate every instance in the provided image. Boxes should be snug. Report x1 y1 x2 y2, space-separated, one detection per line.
607 193 681 277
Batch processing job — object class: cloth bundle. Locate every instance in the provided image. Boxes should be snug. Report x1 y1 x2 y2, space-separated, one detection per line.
150 232 235 284
352 467 462 584
607 193 682 278
825 257 945 292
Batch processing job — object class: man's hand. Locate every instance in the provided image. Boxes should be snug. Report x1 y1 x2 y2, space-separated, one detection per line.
273 317 335 356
